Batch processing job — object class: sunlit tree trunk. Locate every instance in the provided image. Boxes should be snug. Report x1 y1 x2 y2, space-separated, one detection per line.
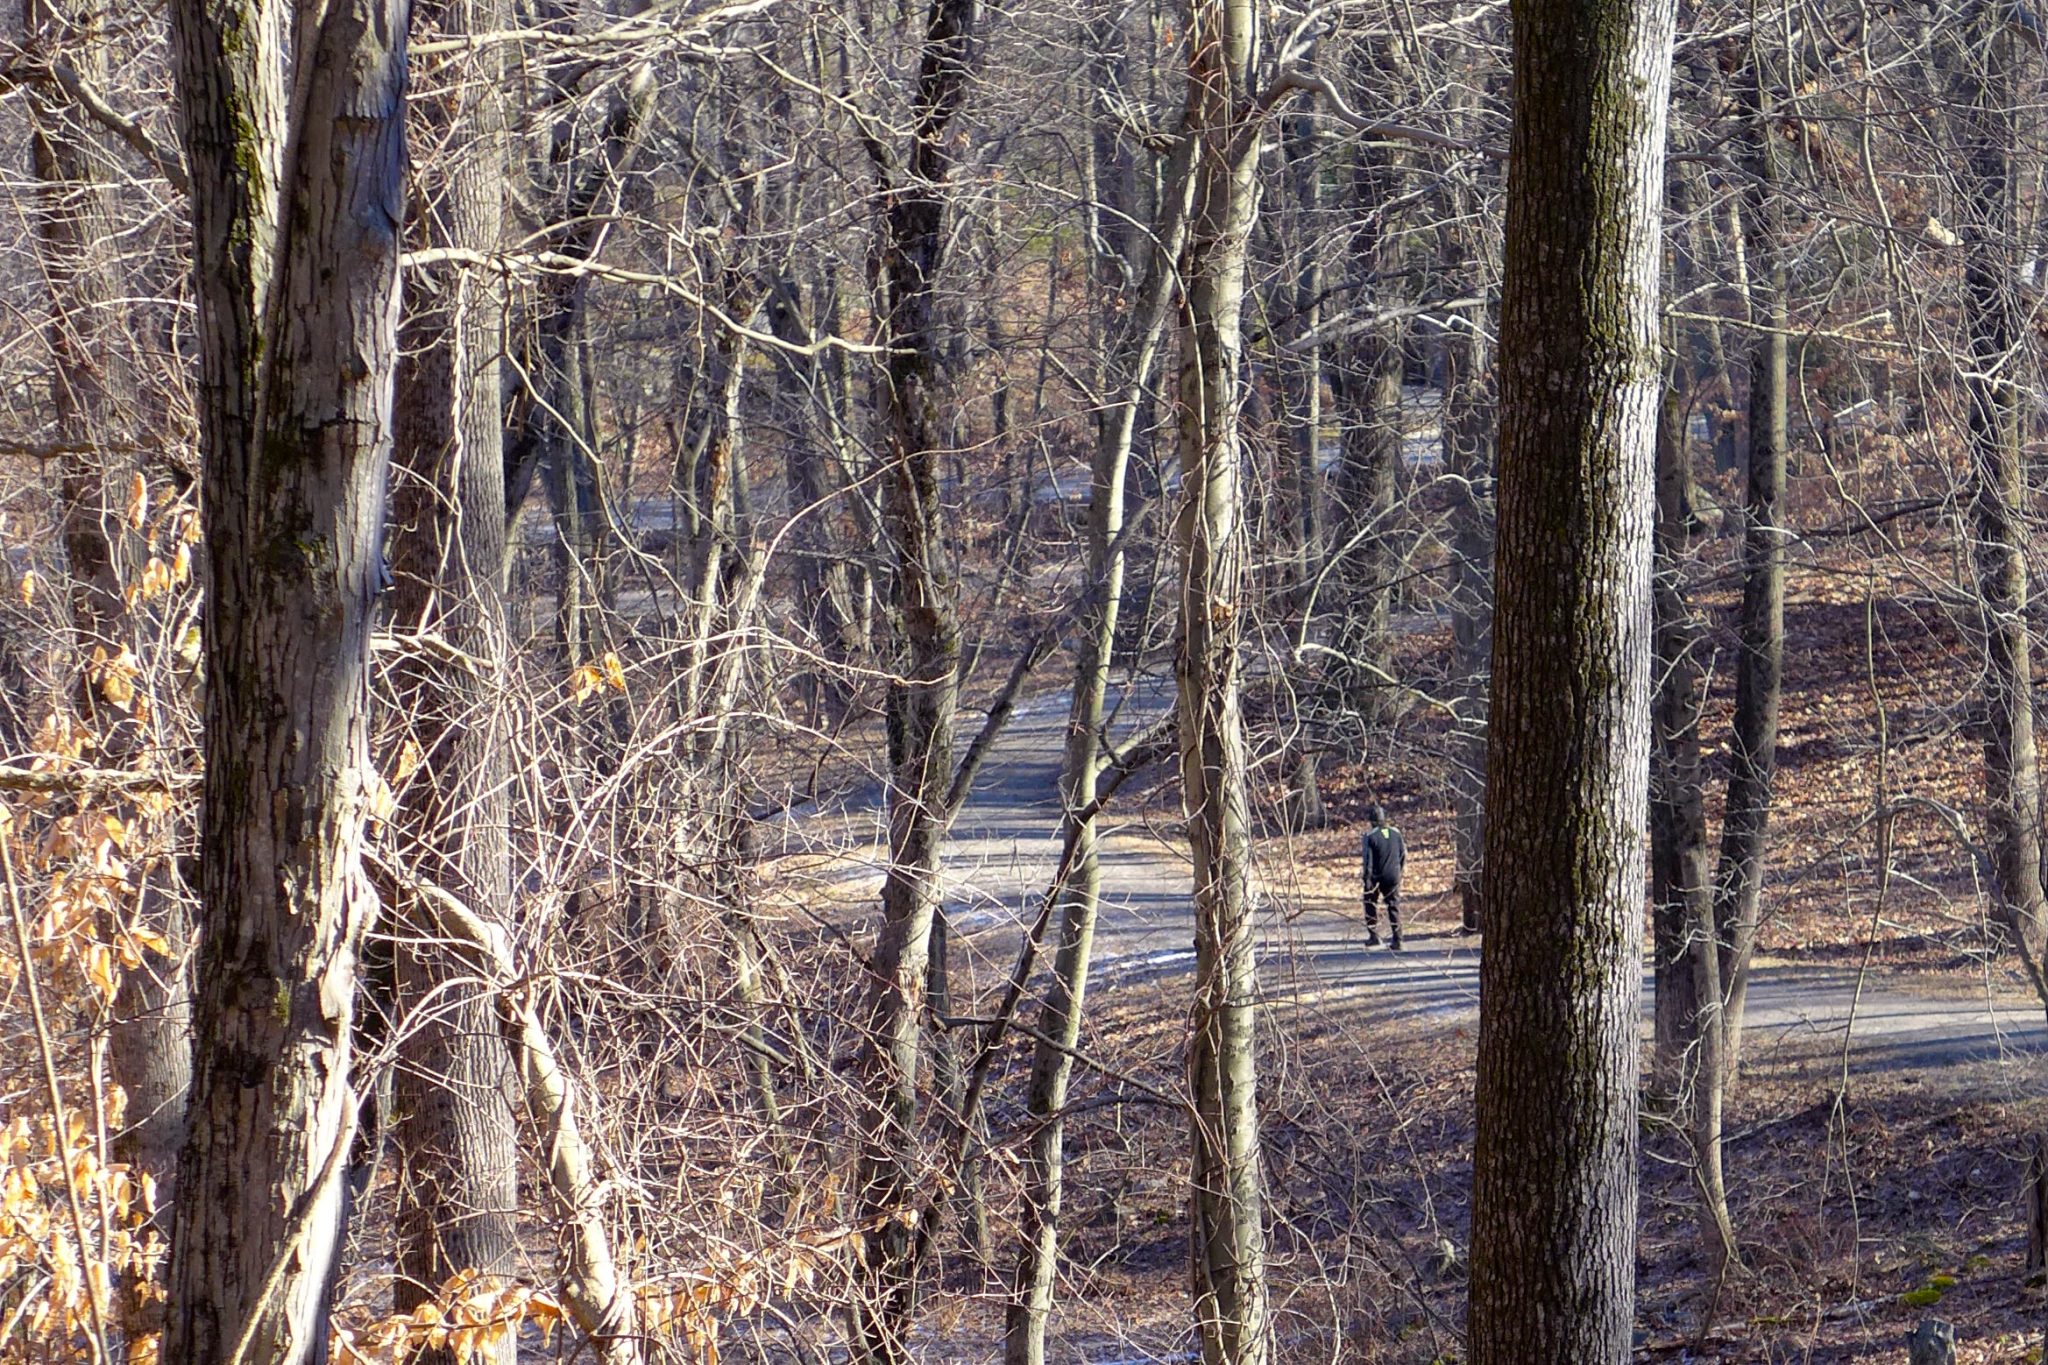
848 0 979 1357
1466 0 1674 1352
1176 0 1268 1355
384 0 518 1345
1005 118 1196 1365
163 0 410 1357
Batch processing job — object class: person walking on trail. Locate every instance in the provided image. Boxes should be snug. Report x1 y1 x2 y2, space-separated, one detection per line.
1362 803 1405 950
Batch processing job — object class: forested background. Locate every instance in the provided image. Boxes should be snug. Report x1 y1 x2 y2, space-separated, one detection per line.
1 0 2047 1358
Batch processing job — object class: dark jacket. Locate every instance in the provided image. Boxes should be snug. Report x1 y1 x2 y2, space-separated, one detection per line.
1363 824 1405 887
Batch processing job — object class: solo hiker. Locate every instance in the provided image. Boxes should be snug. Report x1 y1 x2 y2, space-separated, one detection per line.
1362 803 1405 950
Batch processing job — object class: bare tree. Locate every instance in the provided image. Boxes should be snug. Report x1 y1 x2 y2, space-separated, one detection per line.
383 0 520 1345
1945 0 2048 1004
1465 0 1675 1355
162 0 411 1356
1006 71 1196 1365
21 0 191 1200
847 0 981 1356
1175 0 1269 1355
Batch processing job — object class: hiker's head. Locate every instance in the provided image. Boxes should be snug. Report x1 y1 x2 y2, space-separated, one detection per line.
1367 803 1386 826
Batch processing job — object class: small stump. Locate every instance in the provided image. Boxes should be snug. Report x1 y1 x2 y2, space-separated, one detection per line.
1907 1318 1956 1365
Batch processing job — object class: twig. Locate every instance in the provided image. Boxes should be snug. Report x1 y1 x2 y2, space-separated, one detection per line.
400 247 891 358
0 765 198 795
0 823 112 1365
221 1101 360 1365
1262 66 1504 160
903 715 1176 1277
368 854 644 1365
0 60 189 193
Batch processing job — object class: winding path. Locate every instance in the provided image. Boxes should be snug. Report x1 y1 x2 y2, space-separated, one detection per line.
924 678 2048 1074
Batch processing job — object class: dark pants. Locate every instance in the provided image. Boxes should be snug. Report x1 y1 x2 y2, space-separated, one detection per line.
1364 879 1401 937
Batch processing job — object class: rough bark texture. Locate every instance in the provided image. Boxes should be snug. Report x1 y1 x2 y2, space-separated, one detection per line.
385 0 519 1341
163 0 410 1359
1949 19 2048 1001
848 0 979 1358
1176 0 1269 1357
1465 0 1674 1351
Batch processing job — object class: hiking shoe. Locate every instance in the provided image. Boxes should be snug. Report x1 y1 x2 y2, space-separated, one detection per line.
1389 936 1403 952
1365 930 1381 947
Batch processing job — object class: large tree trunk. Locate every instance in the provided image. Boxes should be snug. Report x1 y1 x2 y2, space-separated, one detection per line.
1948 10 2048 1003
384 0 518 1345
23 0 192 1201
1176 0 1268 1357
1465 0 1674 1353
847 0 979 1358
162 0 410 1358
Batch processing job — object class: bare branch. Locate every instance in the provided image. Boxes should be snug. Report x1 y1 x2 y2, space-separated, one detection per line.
0 766 199 795
1265 66 1505 158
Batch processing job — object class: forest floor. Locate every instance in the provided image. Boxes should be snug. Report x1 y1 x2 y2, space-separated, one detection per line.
764 637 2048 1363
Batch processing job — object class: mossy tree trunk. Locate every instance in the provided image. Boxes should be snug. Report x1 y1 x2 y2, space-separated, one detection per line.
162 0 411 1358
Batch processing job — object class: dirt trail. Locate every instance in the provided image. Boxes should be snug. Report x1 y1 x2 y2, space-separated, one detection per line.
908 678 2048 1073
